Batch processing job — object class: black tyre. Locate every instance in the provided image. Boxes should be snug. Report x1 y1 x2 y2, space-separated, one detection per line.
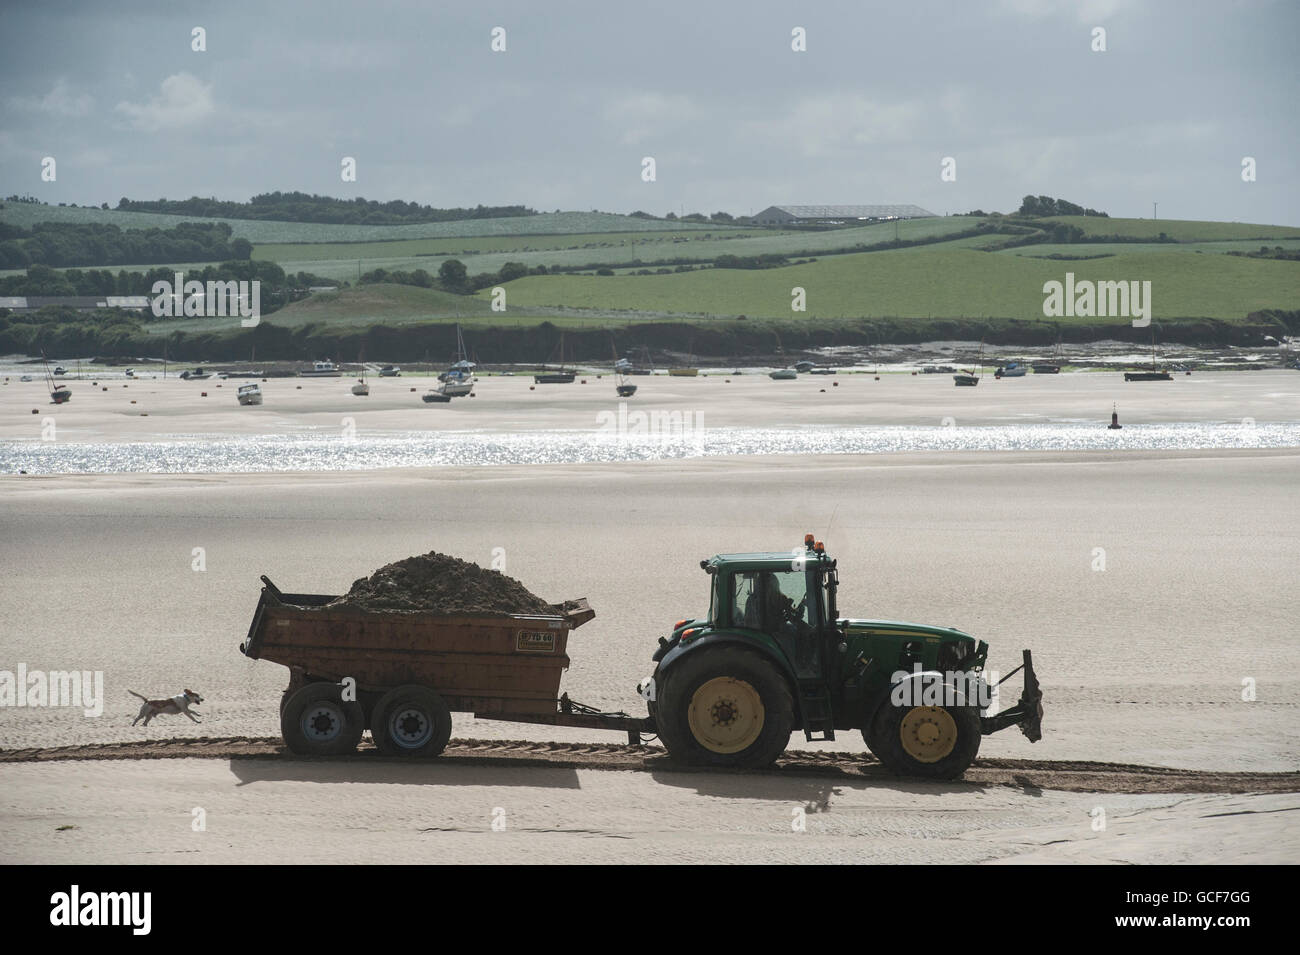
862 700 902 772
281 682 365 756
875 695 982 780
370 685 453 757
657 648 793 769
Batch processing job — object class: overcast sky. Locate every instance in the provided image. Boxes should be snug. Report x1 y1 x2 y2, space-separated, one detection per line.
2 0 1296 225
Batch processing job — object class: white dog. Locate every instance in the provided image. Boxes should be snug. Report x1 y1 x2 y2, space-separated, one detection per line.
129 689 204 726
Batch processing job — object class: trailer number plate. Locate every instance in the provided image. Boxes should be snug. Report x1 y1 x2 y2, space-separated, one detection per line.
516 630 556 653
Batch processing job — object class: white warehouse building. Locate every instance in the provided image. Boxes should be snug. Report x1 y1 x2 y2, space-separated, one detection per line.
752 204 937 225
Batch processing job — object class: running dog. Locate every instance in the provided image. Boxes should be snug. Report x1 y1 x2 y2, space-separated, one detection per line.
129 689 204 726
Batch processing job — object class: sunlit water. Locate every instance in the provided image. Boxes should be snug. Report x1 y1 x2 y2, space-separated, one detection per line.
3 422 1297 474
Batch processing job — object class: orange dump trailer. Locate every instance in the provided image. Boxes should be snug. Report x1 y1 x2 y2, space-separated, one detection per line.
241 576 649 756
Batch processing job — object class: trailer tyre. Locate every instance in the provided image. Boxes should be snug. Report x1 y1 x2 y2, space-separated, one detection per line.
281 683 365 756
371 685 453 757
657 648 793 769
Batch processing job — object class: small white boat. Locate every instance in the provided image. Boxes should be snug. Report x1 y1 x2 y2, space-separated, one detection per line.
237 383 263 406
439 378 472 398
299 359 342 377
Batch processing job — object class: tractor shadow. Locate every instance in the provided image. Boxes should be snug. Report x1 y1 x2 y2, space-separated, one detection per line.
227 750 581 789
646 757 990 801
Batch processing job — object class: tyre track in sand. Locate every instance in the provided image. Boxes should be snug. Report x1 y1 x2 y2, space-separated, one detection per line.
2 736 1297 794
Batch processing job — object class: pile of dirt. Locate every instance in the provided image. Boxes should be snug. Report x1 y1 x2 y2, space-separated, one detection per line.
326 551 565 615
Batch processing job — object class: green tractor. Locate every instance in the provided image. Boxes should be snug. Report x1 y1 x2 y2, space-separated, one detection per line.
641 536 1043 779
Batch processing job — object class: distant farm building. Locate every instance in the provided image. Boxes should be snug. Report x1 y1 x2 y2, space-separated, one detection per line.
752 204 937 225
0 295 151 313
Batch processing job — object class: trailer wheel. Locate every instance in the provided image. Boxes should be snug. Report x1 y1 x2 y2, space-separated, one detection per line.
281 683 365 756
875 699 981 780
371 685 453 757
657 648 792 769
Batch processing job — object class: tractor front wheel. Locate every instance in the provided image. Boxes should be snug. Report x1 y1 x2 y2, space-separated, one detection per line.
657 649 793 769
870 698 982 780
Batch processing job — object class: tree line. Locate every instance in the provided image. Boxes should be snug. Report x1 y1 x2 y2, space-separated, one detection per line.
1015 195 1109 217
116 192 537 225
0 221 250 269
0 260 335 306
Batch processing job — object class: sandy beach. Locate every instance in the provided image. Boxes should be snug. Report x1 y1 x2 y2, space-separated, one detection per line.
2 370 1298 864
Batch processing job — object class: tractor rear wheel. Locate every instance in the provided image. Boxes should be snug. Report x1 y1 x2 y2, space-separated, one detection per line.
872 698 982 780
281 682 365 756
657 649 793 769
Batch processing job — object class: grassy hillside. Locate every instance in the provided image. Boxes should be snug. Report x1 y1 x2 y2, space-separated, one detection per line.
251 216 987 282
1042 216 1300 241
145 283 498 334
485 249 1300 321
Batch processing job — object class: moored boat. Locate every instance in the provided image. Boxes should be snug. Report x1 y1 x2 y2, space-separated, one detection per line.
299 360 342 377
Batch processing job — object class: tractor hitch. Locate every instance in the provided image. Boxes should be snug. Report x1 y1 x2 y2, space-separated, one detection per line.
978 649 1043 742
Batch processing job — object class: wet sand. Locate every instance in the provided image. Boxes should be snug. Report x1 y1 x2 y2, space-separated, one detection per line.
2 377 1297 863
2 449 1297 765
2 369 1298 446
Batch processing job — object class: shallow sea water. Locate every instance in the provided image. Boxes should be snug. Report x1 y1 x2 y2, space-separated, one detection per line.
3 422 1297 474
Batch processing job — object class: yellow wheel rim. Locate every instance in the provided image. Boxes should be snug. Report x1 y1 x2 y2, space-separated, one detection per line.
687 677 764 754
899 706 958 763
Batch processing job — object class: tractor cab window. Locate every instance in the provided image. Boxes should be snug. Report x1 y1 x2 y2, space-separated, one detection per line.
731 570 814 636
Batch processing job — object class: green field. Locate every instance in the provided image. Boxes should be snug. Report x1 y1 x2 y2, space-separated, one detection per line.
251 216 987 282
1004 238 1300 258
251 228 775 262
143 245 1297 336
6 205 1297 341
481 249 1300 321
1042 216 1300 241
0 205 736 244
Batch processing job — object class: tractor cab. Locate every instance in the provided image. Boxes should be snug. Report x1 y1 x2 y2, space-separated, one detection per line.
700 535 838 680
